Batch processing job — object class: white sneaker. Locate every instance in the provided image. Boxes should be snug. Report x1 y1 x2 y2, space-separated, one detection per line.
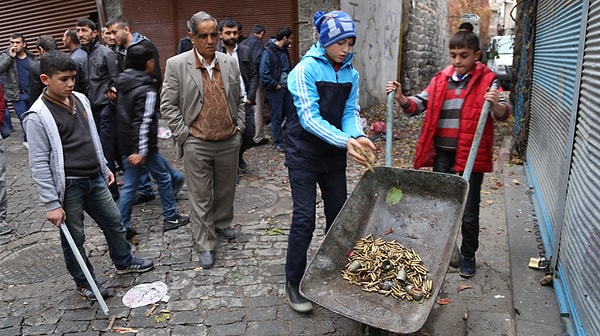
23 142 29 150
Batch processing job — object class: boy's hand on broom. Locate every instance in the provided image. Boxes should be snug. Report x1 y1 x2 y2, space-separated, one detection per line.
348 136 377 172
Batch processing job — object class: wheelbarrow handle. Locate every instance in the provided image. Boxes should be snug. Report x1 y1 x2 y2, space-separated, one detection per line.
463 82 498 181
60 223 110 315
385 92 395 167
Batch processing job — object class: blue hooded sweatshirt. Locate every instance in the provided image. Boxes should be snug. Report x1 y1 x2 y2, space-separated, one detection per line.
285 42 365 171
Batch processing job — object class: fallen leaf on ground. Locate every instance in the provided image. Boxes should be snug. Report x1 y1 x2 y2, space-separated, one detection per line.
512 179 520 185
486 200 494 205
385 227 394 235
437 298 452 305
267 228 286 236
155 313 171 323
457 285 472 293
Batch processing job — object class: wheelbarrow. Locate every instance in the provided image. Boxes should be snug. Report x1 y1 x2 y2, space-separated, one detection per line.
300 87 496 334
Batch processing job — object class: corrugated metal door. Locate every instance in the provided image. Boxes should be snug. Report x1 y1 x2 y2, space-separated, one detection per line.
0 0 98 53
527 0 583 258
561 0 600 334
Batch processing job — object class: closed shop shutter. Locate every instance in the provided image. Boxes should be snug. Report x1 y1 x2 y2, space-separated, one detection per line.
0 0 98 53
122 0 297 74
562 1 600 334
527 0 582 256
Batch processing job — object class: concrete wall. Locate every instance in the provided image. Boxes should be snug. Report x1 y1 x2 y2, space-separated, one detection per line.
295 0 448 107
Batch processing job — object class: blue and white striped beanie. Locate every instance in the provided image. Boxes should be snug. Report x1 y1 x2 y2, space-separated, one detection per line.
313 10 356 48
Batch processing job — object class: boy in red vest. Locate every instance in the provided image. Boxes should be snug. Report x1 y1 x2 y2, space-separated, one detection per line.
386 31 511 278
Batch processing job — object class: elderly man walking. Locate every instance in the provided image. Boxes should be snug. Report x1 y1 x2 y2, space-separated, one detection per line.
161 11 245 269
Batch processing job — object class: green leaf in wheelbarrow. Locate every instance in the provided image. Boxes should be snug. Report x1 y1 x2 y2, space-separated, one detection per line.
386 187 403 206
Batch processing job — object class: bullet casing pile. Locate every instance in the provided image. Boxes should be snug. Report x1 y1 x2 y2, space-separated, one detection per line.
342 234 433 301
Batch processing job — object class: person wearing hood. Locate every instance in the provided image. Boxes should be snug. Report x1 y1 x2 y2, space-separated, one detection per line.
283 10 376 313
115 44 190 234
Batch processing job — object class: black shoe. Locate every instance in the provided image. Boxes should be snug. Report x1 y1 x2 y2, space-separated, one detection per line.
285 281 313 313
459 256 476 278
133 193 155 205
275 144 285 153
125 227 138 241
163 214 190 231
77 282 109 301
199 250 215 269
116 257 154 275
216 227 237 239
253 138 269 147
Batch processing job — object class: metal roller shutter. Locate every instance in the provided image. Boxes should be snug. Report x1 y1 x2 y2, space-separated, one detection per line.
0 0 98 53
122 0 297 74
562 0 600 334
527 0 582 257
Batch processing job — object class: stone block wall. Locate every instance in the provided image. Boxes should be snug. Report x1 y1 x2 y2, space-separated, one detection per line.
400 0 449 96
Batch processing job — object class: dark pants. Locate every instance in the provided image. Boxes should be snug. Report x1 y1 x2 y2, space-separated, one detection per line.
285 166 347 284
433 150 484 258
97 104 120 197
239 103 256 164
265 88 291 147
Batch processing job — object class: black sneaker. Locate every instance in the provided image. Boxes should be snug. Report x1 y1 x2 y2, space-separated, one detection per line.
77 282 109 301
133 193 155 205
459 256 476 278
116 257 154 275
285 281 313 313
163 214 190 231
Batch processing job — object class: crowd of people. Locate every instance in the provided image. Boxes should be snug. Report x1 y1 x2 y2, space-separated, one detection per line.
0 9 510 314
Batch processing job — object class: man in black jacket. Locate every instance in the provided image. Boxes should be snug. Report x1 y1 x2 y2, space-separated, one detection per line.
76 18 121 199
218 18 259 173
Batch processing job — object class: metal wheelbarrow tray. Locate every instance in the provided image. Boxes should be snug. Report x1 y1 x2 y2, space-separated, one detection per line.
300 166 468 334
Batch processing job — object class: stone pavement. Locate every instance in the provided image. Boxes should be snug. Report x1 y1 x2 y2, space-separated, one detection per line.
0 118 563 335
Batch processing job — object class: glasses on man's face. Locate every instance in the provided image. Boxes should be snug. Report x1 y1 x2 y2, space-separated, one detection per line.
196 32 218 39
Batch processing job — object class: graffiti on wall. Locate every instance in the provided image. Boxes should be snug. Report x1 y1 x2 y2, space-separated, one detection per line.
342 0 402 107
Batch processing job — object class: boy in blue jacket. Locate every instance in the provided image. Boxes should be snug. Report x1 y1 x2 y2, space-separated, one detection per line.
284 10 376 313
115 44 189 233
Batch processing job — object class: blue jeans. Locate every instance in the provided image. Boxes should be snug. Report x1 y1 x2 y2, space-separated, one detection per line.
3 93 31 141
61 175 133 287
285 166 347 284
266 88 292 147
119 152 177 229
137 156 184 196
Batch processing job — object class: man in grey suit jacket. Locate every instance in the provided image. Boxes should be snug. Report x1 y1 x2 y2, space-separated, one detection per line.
161 11 245 269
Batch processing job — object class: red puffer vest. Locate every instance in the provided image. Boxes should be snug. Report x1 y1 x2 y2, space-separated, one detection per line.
413 63 497 173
